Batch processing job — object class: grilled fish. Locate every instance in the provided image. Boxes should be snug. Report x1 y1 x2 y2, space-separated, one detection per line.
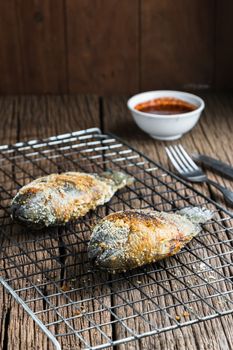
88 207 213 272
11 171 133 228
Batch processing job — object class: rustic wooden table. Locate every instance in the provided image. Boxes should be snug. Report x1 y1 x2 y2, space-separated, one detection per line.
0 93 233 350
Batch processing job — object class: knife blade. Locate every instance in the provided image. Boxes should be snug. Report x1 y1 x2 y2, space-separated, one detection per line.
192 154 233 181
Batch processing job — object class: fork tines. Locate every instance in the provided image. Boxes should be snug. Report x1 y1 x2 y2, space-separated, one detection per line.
165 145 199 174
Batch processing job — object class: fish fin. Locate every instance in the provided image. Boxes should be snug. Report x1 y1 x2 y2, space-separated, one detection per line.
178 207 214 224
100 171 134 189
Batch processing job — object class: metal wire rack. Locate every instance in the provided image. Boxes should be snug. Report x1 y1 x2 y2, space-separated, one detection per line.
0 127 233 350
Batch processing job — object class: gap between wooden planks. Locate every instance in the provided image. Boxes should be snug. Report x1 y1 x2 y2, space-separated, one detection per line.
0 93 232 350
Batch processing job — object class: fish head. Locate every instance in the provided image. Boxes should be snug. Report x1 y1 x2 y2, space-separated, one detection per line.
11 190 57 227
88 218 130 272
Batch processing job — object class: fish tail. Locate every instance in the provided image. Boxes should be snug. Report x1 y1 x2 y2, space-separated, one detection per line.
100 171 134 189
178 206 214 224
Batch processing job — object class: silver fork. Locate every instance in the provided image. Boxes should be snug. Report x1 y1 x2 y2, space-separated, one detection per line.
165 145 233 206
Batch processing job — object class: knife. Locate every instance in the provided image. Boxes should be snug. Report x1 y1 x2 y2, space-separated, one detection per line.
192 154 233 181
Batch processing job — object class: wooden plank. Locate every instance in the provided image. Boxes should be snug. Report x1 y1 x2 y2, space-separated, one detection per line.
0 96 19 144
1 93 233 349
1 1 233 94
46 95 100 134
0 2 23 94
16 95 99 140
66 0 139 94
103 92 233 212
0 96 111 350
0 96 20 350
0 96 59 350
15 0 67 93
103 93 233 349
141 0 215 90
215 1 233 88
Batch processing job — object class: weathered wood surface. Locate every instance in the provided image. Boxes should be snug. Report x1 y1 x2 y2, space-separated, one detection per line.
215 1 233 89
0 93 233 349
0 1 233 93
66 0 139 94
141 0 215 90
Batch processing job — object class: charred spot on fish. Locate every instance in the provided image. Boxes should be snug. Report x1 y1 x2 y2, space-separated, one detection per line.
108 210 153 220
107 210 163 229
22 187 40 195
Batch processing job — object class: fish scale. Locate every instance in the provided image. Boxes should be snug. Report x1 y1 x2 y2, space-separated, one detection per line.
11 171 134 228
88 207 213 272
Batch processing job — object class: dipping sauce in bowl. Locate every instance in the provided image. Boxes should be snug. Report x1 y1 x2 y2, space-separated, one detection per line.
135 97 197 115
127 90 205 140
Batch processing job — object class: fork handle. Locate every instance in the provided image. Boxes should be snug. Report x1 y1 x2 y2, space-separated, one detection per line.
207 179 233 206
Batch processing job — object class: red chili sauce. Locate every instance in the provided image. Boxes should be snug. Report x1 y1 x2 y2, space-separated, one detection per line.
135 97 197 115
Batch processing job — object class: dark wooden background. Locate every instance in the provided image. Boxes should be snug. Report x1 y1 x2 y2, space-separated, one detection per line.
0 0 232 95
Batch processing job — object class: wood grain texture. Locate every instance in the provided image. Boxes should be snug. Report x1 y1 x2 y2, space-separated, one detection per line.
103 92 233 210
0 95 101 350
0 93 233 350
140 0 215 90
0 96 20 349
103 93 233 350
215 1 233 88
66 0 139 94
0 2 23 93
0 1 233 93
14 0 67 93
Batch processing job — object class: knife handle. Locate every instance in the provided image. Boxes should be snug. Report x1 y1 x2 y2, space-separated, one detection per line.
192 154 233 181
207 179 233 207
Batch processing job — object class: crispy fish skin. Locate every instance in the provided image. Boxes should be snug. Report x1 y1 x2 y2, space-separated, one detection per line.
88 208 213 272
11 171 133 228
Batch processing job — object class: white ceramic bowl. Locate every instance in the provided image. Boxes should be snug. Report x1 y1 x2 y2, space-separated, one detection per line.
127 90 205 140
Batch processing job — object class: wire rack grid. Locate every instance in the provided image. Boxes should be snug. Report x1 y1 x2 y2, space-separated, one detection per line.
0 127 233 350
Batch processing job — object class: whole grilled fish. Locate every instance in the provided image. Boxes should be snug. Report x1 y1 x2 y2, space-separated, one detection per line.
11 171 133 228
88 207 213 272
